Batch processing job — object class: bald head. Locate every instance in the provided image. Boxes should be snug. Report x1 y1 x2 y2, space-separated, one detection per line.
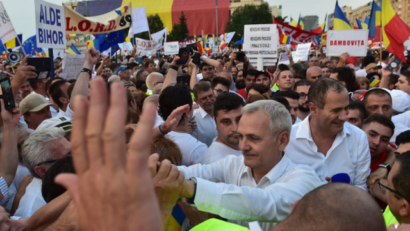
218 71 233 87
146 72 164 90
306 66 323 83
272 183 385 231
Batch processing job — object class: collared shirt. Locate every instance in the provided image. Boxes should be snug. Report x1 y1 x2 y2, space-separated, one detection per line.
50 106 58 118
294 116 303 124
191 107 217 147
14 177 46 218
0 177 9 207
178 155 321 231
200 140 242 164
55 108 66 118
393 111 410 128
166 131 208 166
285 116 371 191
391 120 410 146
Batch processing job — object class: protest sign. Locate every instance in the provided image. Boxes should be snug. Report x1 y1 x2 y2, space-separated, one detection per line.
118 42 133 53
274 18 320 47
164 42 179 55
249 58 277 67
66 34 93 54
243 24 278 58
293 43 311 62
131 6 149 34
151 28 167 48
0 2 17 43
178 38 196 48
64 3 131 34
327 30 368 57
59 53 85 80
278 53 289 64
135 37 162 55
35 0 66 49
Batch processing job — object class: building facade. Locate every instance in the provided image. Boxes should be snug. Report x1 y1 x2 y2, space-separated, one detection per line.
230 0 264 15
270 5 282 17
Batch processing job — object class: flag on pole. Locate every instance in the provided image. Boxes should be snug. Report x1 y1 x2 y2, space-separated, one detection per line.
334 1 353 30
68 44 81 55
290 17 298 27
5 34 22 48
311 15 327 34
297 15 305 30
197 41 205 55
369 0 382 40
382 0 410 63
356 19 368 29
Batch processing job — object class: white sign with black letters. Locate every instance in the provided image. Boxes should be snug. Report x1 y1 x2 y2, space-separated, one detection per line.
164 42 179 55
293 43 311 62
243 24 278 58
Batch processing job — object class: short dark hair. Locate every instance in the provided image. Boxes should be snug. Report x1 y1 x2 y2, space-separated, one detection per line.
331 67 356 92
159 85 192 124
193 81 212 99
212 77 231 89
199 62 213 71
363 114 395 134
244 69 258 79
272 96 290 112
348 100 366 121
293 74 305 80
213 93 245 118
309 78 347 109
363 88 392 105
362 55 376 68
144 60 155 69
277 64 290 72
388 74 399 86
27 79 43 91
67 80 75 100
298 69 307 78
41 156 75 203
291 63 303 75
392 151 410 201
396 130 410 147
248 84 268 95
331 57 340 62
382 51 390 60
45 77 63 94
49 79 69 109
293 79 312 91
400 70 410 85
274 90 300 100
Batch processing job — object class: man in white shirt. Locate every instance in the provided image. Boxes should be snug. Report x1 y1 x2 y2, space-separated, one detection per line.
273 90 300 124
192 81 218 146
285 78 371 191
159 84 207 166
201 93 244 164
49 79 70 118
15 127 71 218
175 100 321 230
293 80 312 123
19 94 56 133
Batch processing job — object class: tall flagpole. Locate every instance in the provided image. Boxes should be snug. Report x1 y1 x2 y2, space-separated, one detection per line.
216 0 219 54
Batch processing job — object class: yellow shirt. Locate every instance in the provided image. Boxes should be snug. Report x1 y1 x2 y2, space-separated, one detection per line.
384 205 399 227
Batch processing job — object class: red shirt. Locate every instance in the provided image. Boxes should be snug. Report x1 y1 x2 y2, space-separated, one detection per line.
370 151 388 173
236 88 248 100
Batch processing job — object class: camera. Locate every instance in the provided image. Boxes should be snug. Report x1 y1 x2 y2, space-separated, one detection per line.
236 51 246 62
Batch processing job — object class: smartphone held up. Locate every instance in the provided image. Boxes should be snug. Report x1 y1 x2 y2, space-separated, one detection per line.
0 77 15 111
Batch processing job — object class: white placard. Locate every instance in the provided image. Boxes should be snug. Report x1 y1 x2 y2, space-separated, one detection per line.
131 6 149 34
326 30 368 57
164 42 179 55
243 24 278 58
0 2 17 43
35 0 66 49
293 43 311 62
60 54 85 80
278 53 289 64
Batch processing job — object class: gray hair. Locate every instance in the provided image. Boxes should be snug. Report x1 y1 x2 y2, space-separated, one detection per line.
242 100 292 140
108 75 120 83
22 127 65 178
0 123 30 146
135 69 148 81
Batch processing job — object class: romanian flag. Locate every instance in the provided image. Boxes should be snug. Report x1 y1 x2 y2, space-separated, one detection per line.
297 15 305 30
311 15 327 34
166 204 186 231
369 76 380 88
281 34 291 45
197 41 205 55
86 39 100 51
382 0 410 63
290 17 298 27
334 1 353 30
34 50 43 57
68 44 81 55
5 34 22 48
356 18 368 29
369 0 381 40
365 16 370 25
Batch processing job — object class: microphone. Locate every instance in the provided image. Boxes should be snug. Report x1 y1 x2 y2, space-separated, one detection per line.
331 173 351 184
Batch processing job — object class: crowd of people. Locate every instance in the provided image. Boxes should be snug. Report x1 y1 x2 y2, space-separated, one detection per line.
0 44 408 231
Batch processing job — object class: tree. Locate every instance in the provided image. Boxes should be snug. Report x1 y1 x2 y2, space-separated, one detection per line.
133 14 165 40
274 15 288 22
167 11 190 41
225 3 272 46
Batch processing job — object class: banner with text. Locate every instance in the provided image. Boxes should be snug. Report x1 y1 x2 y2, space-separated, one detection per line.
178 38 196 48
66 34 93 54
293 43 311 61
326 30 369 57
64 3 131 34
60 53 85 80
164 42 179 55
135 37 162 55
35 0 66 49
131 6 149 34
273 18 320 47
0 2 17 43
243 24 278 58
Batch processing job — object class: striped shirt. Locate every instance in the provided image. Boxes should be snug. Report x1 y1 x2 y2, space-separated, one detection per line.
0 177 9 206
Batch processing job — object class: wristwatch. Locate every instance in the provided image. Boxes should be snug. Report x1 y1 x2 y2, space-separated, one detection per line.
186 177 197 205
378 163 391 173
81 68 92 75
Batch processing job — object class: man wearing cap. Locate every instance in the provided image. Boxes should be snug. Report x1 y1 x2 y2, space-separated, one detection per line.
366 63 381 75
117 65 131 82
36 117 72 141
19 94 55 133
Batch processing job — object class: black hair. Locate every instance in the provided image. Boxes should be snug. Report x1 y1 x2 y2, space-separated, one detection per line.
348 100 366 121
293 74 305 80
199 62 213 71
363 114 395 134
272 96 290 112
362 55 376 68
277 64 290 72
248 84 268 95
298 69 307 78
388 74 399 86
396 130 410 147
158 84 192 124
193 81 212 99
291 63 304 75
212 77 231 89
363 88 392 105
274 90 300 100
331 67 356 92
309 78 347 109
244 69 258 79
49 79 69 109
293 79 312 91
213 93 245 118
392 151 410 201
41 156 75 203
400 70 410 85
382 51 390 61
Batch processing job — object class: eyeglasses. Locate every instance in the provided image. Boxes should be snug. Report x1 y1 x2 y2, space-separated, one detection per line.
36 152 72 166
298 92 308 98
198 94 216 102
214 89 228 95
378 180 409 202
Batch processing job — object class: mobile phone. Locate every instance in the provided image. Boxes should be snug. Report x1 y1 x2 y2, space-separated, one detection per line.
0 77 15 110
176 47 191 65
387 58 401 71
177 75 186 84
236 51 245 62
27 57 51 76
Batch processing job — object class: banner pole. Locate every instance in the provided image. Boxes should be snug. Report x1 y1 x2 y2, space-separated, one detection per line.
49 48 54 78
148 30 154 56
16 36 27 56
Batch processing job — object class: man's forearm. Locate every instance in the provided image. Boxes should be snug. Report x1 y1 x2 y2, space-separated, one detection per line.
0 124 18 186
200 56 223 73
70 63 92 109
161 68 177 92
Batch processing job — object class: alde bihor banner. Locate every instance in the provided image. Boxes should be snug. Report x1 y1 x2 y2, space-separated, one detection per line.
64 3 132 34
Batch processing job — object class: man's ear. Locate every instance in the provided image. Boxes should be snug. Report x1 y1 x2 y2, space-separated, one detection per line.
309 102 317 115
34 165 47 178
277 131 290 152
59 97 69 105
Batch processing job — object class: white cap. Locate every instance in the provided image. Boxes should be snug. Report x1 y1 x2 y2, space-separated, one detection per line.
37 116 72 134
389 89 410 113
